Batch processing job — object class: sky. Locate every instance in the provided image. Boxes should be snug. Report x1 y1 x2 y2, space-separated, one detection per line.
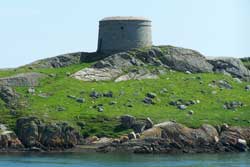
0 0 249 68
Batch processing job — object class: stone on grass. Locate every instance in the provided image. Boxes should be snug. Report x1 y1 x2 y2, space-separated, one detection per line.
49 73 56 77
27 87 35 94
67 95 76 99
178 104 187 110
89 91 102 99
76 98 85 103
103 91 113 98
160 88 168 94
98 106 104 112
146 92 157 99
233 78 242 83
127 104 133 108
143 97 154 104
120 115 136 129
223 101 243 110
211 91 217 95
109 101 117 105
188 110 194 115
218 80 233 89
245 85 250 91
56 106 66 112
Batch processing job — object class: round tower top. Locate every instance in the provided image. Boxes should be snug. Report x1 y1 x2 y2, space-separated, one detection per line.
100 16 151 22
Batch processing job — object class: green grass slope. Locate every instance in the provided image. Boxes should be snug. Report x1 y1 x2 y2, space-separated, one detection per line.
1 62 250 137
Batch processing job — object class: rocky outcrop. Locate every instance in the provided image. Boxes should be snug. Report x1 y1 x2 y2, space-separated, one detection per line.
98 122 250 153
114 69 159 82
72 68 122 81
135 122 219 153
0 124 23 150
27 52 107 69
95 45 214 72
157 46 213 72
5 44 246 83
10 45 248 82
70 46 250 82
0 72 46 87
71 46 213 82
72 67 159 82
31 52 83 68
208 57 250 80
16 117 80 150
0 86 19 108
1 118 249 153
92 46 213 73
220 126 250 152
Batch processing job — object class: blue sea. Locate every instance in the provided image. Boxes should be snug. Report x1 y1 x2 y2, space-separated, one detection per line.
0 152 249 167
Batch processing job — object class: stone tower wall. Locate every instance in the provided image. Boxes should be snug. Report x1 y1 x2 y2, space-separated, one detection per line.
97 19 152 53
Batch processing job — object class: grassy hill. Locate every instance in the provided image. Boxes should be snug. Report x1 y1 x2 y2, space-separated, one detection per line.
1 60 250 138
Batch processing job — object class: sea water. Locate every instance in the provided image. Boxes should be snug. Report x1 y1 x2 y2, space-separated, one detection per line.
0 152 249 167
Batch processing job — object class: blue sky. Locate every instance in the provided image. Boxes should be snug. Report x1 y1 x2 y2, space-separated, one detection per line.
0 0 249 68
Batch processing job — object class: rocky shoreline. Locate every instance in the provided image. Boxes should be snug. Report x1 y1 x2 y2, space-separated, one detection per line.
0 116 249 154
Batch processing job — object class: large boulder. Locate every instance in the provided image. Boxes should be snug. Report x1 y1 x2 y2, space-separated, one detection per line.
208 57 250 80
158 46 213 72
220 126 250 152
0 86 19 107
0 124 23 149
0 72 46 87
120 115 154 133
40 123 78 148
120 115 136 129
16 117 79 150
140 127 162 138
16 117 45 147
155 122 219 148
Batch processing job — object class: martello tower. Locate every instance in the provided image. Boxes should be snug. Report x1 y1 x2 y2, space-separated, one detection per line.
97 16 152 53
